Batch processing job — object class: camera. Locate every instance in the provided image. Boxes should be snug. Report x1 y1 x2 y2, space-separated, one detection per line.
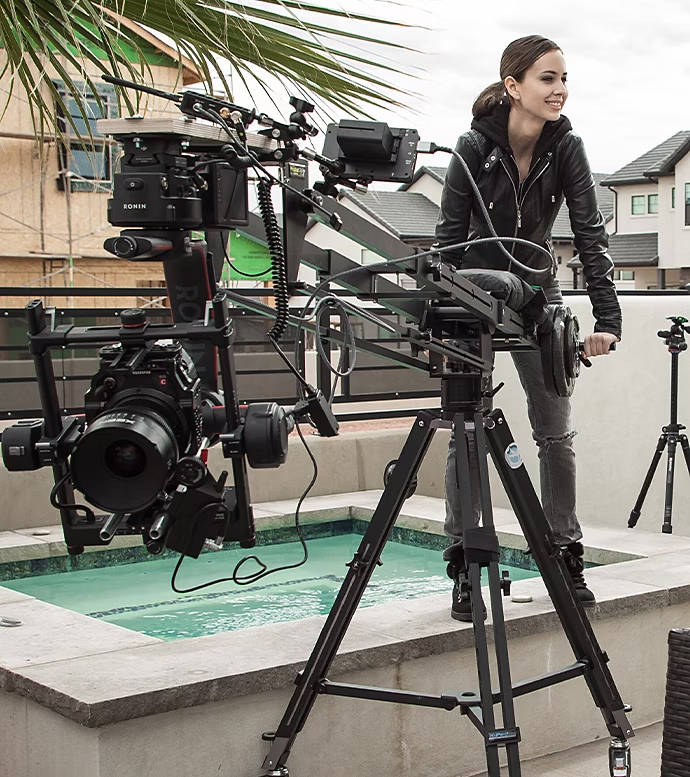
1 301 299 558
70 310 204 515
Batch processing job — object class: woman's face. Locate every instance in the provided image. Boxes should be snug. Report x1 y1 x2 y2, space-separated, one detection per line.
506 49 568 122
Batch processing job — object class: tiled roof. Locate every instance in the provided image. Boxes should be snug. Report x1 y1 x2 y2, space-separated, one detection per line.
567 232 658 268
398 165 447 191
552 174 615 239
600 132 690 186
345 169 613 242
342 190 440 239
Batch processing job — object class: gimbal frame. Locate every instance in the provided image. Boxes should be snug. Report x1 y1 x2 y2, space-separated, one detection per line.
17 291 255 555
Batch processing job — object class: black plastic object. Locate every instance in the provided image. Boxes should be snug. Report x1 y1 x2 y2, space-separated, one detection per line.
662 628 690 775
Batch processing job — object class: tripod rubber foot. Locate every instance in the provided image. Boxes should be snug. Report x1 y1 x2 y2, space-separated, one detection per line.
628 510 640 529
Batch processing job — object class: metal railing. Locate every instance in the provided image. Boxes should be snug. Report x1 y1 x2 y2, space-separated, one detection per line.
0 285 440 421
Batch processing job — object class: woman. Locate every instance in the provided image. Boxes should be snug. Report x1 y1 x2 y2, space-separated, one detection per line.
435 34 621 621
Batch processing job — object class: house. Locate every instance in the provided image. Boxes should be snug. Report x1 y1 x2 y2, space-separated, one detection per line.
0 16 202 309
578 131 690 290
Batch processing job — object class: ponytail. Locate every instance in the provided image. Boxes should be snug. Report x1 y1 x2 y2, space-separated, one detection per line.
473 36 561 119
472 81 507 119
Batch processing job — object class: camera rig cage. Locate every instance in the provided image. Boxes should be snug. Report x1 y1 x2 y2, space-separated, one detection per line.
0 76 633 777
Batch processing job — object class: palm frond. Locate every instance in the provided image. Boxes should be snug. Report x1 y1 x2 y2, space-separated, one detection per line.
0 0 419 145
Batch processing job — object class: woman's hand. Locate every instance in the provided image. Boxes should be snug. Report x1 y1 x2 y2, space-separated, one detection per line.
583 332 619 358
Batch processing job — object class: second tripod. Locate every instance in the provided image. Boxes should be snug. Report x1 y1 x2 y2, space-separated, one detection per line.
629 316 690 533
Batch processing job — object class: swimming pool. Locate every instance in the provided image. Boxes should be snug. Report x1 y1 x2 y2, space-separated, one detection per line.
2 533 539 640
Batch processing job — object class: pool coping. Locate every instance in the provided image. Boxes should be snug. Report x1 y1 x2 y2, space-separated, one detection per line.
2 490 690 728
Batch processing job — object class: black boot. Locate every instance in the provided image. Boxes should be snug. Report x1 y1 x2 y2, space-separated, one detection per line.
447 555 487 622
561 542 596 605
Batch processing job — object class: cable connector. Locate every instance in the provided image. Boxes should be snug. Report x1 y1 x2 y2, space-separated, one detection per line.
294 387 339 437
417 141 453 155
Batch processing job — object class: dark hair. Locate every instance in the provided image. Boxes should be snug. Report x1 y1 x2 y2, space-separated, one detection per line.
472 35 561 119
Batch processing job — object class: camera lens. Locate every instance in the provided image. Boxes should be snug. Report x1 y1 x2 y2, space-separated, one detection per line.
71 408 179 513
104 440 147 479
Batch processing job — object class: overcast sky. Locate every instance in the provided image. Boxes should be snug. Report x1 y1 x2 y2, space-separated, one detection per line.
231 0 690 176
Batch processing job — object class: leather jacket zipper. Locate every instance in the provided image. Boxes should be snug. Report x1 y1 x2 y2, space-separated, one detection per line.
500 158 521 251
501 156 551 249
520 158 550 213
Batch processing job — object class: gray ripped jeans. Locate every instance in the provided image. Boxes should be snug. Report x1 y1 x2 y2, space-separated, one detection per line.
444 292 582 561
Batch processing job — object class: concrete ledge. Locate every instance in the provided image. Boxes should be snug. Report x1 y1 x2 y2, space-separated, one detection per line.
0 492 684 732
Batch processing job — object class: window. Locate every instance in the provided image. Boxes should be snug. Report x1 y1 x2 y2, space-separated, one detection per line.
613 270 635 281
54 82 118 193
672 187 676 208
631 195 645 215
648 194 659 214
685 184 690 226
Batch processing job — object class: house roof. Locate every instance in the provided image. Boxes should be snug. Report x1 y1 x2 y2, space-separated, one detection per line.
341 190 440 239
600 131 690 186
567 232 658 268
103 12 202 84
398 165 447 191
552 174 615 240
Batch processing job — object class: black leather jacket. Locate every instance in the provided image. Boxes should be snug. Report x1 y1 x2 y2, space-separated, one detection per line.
435 103 622 338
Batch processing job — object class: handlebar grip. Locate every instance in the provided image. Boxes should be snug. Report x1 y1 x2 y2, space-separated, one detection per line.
577 340 616 368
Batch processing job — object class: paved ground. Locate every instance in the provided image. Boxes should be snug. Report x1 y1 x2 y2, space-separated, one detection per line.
474 721 661 776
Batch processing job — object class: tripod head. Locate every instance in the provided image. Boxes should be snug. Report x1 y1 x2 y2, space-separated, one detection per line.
658 315 690 353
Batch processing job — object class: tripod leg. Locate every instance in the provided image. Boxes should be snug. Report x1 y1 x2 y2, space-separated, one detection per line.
662 433 678 534
485 408 634 745
680 434 690 478
259 411 437 777
454 415 503 777
473 413 522 776
629 434 667 528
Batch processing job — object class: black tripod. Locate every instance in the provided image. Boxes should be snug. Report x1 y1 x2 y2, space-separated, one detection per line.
629 316 690 534
258 366 634 777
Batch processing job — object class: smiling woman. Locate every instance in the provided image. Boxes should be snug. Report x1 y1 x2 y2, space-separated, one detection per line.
435 33 622 622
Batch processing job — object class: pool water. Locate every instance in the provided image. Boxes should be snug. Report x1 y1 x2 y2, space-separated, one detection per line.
2 535 539 640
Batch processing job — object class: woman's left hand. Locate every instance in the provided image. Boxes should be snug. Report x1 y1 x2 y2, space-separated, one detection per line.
583 332 619 358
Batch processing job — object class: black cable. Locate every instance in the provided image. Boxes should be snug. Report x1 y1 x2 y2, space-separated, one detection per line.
170 501 230 594
199 105 334 224
169 423 318 592
293 235 554 349
231 423 316 585
312 295 356 404
50 469 96 522
268 332 312 390
256 177 290 342
448 147 555 282
221 238 272 279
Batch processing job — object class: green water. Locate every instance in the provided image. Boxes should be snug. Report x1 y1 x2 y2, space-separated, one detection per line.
2 535 538 640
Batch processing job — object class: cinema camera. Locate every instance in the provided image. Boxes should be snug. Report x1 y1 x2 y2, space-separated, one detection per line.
0 77 419 559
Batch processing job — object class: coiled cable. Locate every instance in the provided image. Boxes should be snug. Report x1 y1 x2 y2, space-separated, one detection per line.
256 177 290 342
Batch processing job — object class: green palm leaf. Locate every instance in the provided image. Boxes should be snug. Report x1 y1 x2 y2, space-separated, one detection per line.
0 0 418 144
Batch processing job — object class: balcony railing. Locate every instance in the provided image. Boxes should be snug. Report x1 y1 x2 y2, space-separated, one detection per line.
0 285 440 421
